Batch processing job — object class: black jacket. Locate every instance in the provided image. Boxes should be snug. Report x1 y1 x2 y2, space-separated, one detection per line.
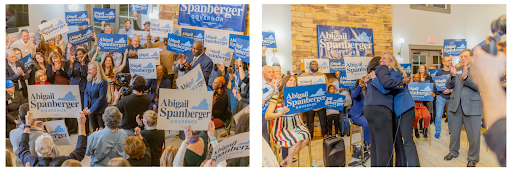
127 138 152 166
212 90 229 122
6 60 30 97
19 133 87 167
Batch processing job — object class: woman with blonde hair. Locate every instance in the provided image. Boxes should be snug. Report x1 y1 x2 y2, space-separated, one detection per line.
137 110 165 166
160 146 180 167
83 61 109 133
265 75 310 167
34 70 50 85
61 159 82 167
108 157 131 167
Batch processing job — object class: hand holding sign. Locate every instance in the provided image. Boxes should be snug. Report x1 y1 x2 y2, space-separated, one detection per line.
207 121 216 140
25 111 34 126
184 125 192 143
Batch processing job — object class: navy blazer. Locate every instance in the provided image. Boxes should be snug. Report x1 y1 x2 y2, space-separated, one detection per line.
364 65 405 110
349 85 365 119
84 79 108 114
144 78 172 101
6 60 29 96
182 52 214 85
68 61 88 92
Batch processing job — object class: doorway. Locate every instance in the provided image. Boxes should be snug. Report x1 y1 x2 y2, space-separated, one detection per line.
408 45 443 74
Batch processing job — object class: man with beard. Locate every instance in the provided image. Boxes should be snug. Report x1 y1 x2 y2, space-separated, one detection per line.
300 61 329 138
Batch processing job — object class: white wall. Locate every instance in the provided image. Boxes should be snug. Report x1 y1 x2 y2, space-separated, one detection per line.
392 4 506 64
262 4 293 73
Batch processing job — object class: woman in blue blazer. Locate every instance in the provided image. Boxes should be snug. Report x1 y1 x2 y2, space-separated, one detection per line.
349 78 370 149
144 65 172 111
84 61 109 133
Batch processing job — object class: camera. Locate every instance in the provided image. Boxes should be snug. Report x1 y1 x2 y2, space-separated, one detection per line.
480 15 506 55
114 73 133 96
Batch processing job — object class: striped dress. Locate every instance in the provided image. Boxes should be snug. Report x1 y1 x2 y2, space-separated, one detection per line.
269 95 311 148
106 76 115 105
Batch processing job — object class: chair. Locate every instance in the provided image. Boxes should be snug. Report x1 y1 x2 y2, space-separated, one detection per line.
224 110 234 137
297 139 312 167
267 119 283 164
349 120 367 160
414 117 432 146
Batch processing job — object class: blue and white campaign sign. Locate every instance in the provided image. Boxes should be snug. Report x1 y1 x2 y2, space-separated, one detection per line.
297 75 326 86
443 39 467 56
131 30 149 45
39 120 71 146
211 132 250 166
176 64 208 91
129 59 157 79
98 33 128 53
19 54 32 70
339 71 357 89
181 28 205 43
304 59 330 74
326 93 345 111
433 75 449 91
150 19 174 38
262 31 277 48
28 85 81 118
67 26 94 46
65 11 88 26
93 8 116 23
344 57 373 80
317 25 374 61
329 59 344 73
205 44 233 66
38 16 69 41
131 4 149 15
204 30 230 48
408 82 434 101
228 34 249 50
284 84 327 115
166 34 194 55
233 38 250 63
178 4 247 32
172 27 181 36
400 63 412 76
429 68 441 77
157 88 213 130
138 48 160 65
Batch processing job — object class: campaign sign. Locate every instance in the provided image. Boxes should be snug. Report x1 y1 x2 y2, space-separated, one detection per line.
284 84 327 115
131 4 149 15
262 137 279 167
172 27 182 36
228 34 249 50
262 31 277 48
429 68 441 77
297 75 326 86
132 30 149 45
176 64 208 91
93 8 116 23
28 85 81 118
339 71 356 89
157 88 213 130
433 75 449 91
65 11 88 26
178 4 247 32
19 54 32 70
129 59 157 79
205 44 233 66
233 38 250 63
166 34 194 55
443 39 467 56
329 59 345 73
98 33 128 53
38 16 69 41
150 19 174 38
67 26 94 46
304 59 330 74
138 48 160 65
39 120 72 146
317 25 374 60
344 57 373 80
181 28 205 43
408 82 434 101
400 63 412 76
211 132 250 166
204 30 230 48
326 93 346 111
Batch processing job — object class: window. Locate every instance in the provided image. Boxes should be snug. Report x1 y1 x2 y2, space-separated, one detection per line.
6 4 29 34
410 4 451 14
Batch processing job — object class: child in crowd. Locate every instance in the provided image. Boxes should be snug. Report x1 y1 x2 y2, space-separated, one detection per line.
34 70 50 85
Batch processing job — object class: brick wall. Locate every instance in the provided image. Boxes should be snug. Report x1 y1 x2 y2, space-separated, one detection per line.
159 4 250 35
291 4 393 72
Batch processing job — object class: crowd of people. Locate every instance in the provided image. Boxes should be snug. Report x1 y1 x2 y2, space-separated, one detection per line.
262 48 506 167
6 11 251 167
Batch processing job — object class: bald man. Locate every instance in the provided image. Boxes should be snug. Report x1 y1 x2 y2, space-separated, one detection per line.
122 35 144 73
262 66 276 102
176 41 213 86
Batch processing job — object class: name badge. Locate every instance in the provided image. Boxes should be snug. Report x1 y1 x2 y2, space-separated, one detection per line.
159 48 163 52
8 99 12 104
25 49 29 53
456 70 463 75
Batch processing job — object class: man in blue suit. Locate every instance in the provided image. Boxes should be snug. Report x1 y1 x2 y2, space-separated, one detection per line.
176 41 213 88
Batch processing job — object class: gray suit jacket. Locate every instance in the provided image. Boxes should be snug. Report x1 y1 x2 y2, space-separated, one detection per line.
446 67 482 116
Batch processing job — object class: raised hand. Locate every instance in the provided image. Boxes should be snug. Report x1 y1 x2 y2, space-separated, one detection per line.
136 114 143 126
78 111 86 126
449 64 457 76
39 30 44 35
134 127 143 139
179 54 186 65
25 111 34 126
184 125 192 143
207 121 216 140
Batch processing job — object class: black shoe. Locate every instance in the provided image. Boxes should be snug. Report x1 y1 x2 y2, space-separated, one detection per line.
444 153 457 161
414 128 420 138
423 128 428 138
445 118 449 123
346 132 350 137
467 161 477 167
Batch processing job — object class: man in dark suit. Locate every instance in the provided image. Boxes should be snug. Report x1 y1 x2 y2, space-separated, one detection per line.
6 49 29 97
177 41 214 87
443 49 483 167
6 80 28 138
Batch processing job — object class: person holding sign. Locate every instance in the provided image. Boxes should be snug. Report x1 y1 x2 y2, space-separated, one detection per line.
147 35 176 87
144 65 172 111
325 85 341 136
300 61 329 138
8 29 35 59
412 73 434 139
94 47 128 105
18 111 88 167
434 56 453 138
122 35 144 73
84 61 109 133
118 19 134 38
46 50 70 85
38 30 64 61
6 49 30 97
28 53 48 85
265 75 311 167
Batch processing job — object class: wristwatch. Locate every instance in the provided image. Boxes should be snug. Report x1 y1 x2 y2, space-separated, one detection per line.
25 125 31 129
